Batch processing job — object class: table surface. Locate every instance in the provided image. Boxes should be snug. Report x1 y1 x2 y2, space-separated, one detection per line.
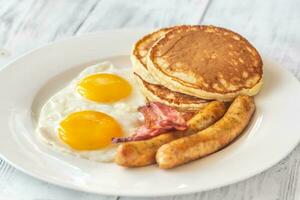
0 0 300 199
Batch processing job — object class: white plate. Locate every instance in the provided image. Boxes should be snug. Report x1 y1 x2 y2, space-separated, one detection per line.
1 29 300 197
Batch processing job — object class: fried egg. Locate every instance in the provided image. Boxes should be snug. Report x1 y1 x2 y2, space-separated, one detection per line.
36 62 145 162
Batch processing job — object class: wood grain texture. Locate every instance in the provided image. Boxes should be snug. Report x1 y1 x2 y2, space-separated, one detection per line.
0 0 300 199
0 0 99 68
76 0 210 33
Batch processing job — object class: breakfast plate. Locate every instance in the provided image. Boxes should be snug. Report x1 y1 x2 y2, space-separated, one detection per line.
0 29 300 196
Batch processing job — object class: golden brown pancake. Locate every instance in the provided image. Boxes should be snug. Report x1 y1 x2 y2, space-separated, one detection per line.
147 25 263 101
131 27 172 84
131 27 209 109
134 73 209 111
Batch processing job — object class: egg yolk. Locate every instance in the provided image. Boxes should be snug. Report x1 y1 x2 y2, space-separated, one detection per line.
58 111 123 150
76 73 132 103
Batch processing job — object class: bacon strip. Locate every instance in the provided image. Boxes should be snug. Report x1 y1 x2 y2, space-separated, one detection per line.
112 102 190 143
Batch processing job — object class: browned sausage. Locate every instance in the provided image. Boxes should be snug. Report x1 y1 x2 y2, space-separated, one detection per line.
156 96 255 169
115 101 226 167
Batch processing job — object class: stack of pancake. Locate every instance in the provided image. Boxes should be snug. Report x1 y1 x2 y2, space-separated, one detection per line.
131 25 263 111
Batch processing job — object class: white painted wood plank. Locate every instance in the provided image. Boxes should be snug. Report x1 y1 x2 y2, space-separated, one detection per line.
76 0 210 33
0 0 36 68
0 0 35 46
0 0 99 69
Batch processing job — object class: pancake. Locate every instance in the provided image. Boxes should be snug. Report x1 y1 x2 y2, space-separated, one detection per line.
147 25 263 101
131 27 172 84
131 27 209 110
134 73 209 111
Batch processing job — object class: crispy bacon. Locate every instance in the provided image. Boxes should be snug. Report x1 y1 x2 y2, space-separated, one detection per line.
112 102 190 143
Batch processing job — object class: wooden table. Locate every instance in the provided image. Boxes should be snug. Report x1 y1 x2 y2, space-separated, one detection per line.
0 0 300 199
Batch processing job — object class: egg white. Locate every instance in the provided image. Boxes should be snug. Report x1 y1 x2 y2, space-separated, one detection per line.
36 62 145 162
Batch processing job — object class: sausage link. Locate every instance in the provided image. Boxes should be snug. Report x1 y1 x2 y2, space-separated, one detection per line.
156 96 255 169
